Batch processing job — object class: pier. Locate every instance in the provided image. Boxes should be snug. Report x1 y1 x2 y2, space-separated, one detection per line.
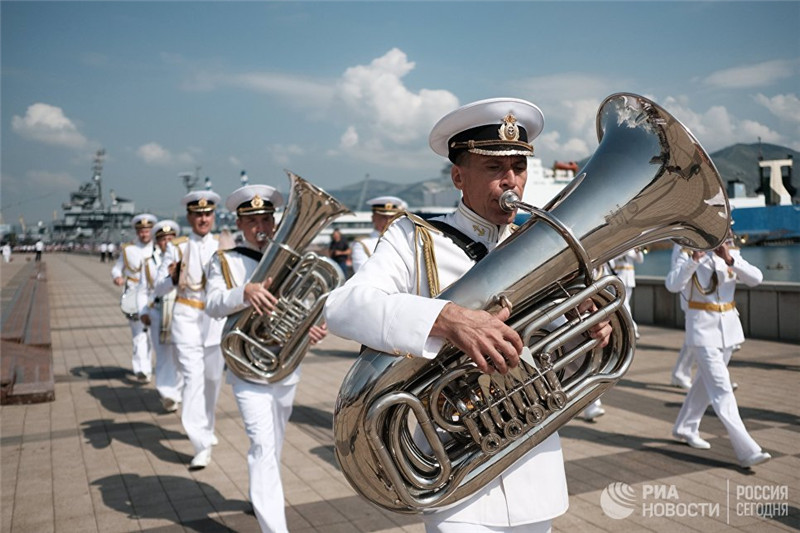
1 254 798 532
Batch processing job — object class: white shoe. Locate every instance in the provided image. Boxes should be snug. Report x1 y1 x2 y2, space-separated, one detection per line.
670 377 692 390
673 431 711 450
741 451 771 469
732 382 739 391
161 397 179 413
210 434 219 446
582 403 606 421
190 448 212 470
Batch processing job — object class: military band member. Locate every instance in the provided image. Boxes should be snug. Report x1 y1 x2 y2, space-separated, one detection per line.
666 237 771 468
205 184 327 533
350 195 408 273
154 190 224 469
610 248 644 339
112 213 156 383
139 220 184 412
325 98 612 533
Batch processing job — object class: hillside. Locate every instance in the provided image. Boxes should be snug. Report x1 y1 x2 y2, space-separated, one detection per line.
327 143 798 210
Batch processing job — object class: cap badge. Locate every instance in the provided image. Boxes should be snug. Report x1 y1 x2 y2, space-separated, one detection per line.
498 113 519 142
162 225 172 233
198 198 208 207
252 194 264 208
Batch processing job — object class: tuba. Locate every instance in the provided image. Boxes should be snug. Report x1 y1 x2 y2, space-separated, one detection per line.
333 93 731 513
221 170 350 384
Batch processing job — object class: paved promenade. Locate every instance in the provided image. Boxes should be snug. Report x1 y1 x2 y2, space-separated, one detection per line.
1 253 798 532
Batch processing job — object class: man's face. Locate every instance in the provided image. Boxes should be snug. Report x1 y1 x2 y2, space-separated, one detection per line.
372 213 392 233
451 154 528 225
136 227 152 244
156 234 174 253
187 210 215 236
236 213 275 249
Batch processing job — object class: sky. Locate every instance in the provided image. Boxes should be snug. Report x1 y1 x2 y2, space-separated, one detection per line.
2 1 799 228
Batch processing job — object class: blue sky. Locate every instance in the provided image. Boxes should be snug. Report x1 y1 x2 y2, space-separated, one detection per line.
2 1 798 227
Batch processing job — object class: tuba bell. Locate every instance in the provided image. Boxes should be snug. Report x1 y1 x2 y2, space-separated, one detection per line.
333 93 731 513
221 170 350 384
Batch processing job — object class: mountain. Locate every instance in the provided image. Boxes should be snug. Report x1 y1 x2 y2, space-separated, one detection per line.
327 143 798 210
708 143 798 198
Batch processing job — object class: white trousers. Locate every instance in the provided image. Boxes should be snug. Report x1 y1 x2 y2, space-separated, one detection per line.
231 373 296 533
148 309 183 402
671 342 694 384
425 519 551 533
621 286 638 337
129 318 152 376
673 346 761 461
175 343 224 453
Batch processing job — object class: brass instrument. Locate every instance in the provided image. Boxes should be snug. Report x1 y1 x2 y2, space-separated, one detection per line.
221 170 350 384
333 93 730 513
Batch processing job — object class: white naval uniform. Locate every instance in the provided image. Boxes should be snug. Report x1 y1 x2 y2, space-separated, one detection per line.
668 244 693 386
610 248 643 337
350 230 380 273
665 246 764 462
325 201 569 532
139 247 183 404
154 232 225 455
111 241 154 377
205 244 300 533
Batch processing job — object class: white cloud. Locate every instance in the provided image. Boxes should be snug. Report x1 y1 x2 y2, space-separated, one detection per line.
661 97 783 151
754 93 800 123
702 59 799 89
11 103 88 148
339 126 359 150
267 144 304 167
335 48 459 146
136 142 194 166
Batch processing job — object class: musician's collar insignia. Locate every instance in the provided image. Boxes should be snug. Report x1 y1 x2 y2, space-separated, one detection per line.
456 200 499 244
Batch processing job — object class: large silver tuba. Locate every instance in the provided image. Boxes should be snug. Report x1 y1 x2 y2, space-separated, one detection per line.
333 93 731 513
221 170 350 384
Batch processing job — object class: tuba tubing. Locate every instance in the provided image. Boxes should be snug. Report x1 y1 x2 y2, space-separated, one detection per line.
333 93 731 513
221 170 350 384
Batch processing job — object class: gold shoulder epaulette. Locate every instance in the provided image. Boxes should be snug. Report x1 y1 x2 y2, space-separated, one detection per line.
395 210 444 236
680 247 694 256
172 236 189 246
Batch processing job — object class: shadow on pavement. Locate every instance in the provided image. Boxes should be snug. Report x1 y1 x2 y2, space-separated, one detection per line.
82 418 192 465
91 473 252 532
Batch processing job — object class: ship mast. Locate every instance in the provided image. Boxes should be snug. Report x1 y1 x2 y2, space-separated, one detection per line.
92 149 106 209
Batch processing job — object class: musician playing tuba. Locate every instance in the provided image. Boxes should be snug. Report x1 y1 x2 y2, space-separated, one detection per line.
325 98 612 533
205 184 327 533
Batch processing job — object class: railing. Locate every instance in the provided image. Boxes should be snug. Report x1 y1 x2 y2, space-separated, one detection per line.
632 276 800 344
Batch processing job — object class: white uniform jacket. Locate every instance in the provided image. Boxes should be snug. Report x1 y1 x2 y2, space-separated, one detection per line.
665 247 762 348
350 230 380 274
610 248 643 288
205 243 300 386
325 200 569 527
154 232 223 347
111 241 154 291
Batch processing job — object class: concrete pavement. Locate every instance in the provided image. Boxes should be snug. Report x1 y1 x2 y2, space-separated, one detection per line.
1 253 798 532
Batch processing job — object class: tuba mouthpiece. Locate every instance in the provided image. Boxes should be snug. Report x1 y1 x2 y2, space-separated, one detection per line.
499 190 520 213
